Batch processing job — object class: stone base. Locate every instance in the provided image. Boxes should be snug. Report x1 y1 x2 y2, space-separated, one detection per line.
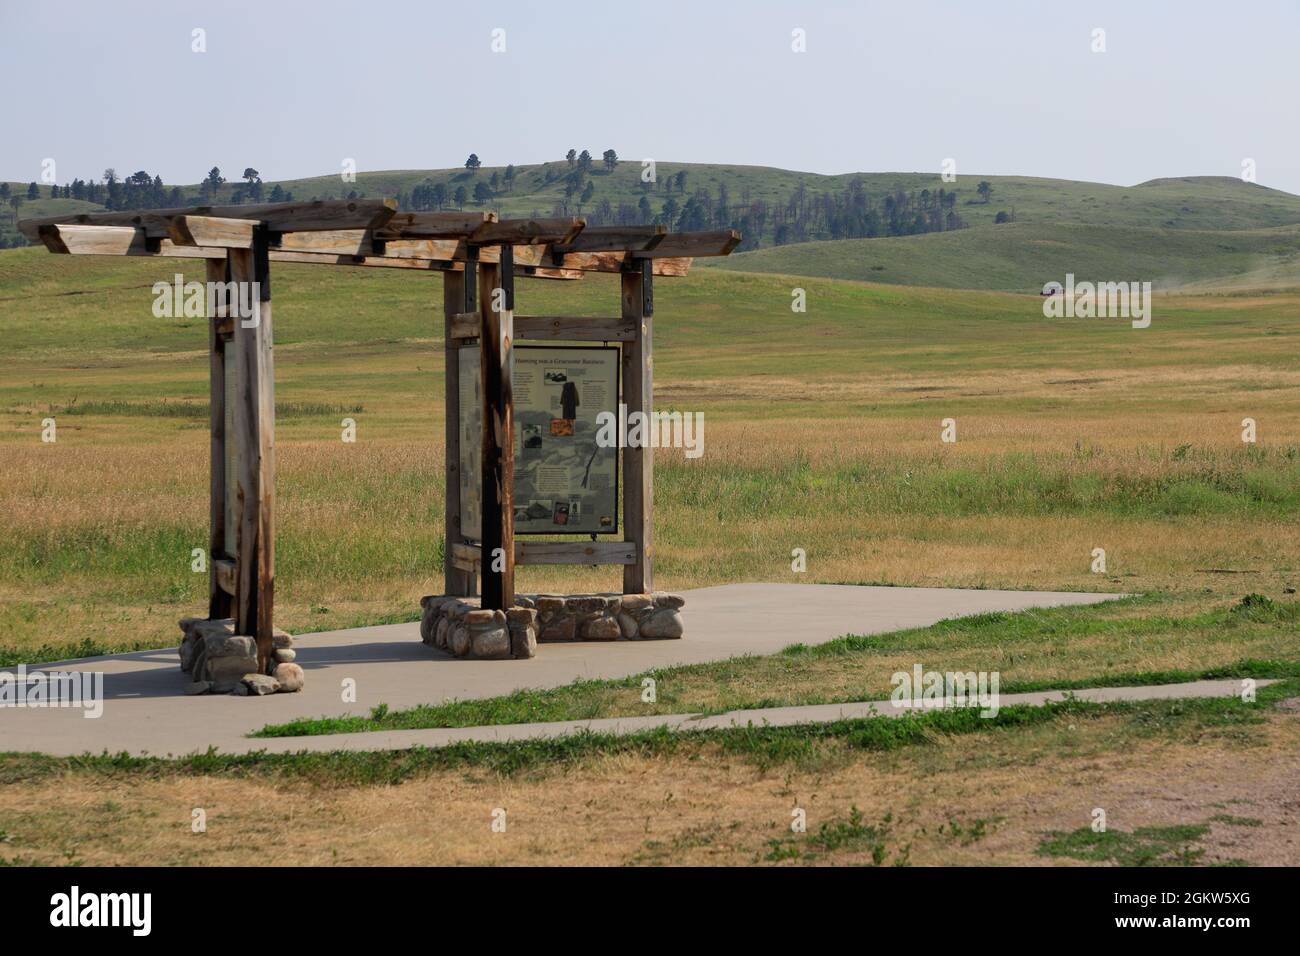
178 617 302 695
419 592 685 660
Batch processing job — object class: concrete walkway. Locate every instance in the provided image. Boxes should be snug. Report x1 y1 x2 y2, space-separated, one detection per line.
0 583 1125 757
216 678 1271 755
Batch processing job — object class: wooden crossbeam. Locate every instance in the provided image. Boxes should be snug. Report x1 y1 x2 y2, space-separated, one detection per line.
375 210 497 239
169 215 257 249
635 229 741 258
30 223 685 277
18 199 397 241
450 540 637 571
552 224 666 253
450 314 637 342
469 217 585 246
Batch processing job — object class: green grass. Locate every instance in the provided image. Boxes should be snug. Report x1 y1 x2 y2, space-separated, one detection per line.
3 684 1292 787
705 220 1300 292
253 595 1300 738
1037 823 1213 866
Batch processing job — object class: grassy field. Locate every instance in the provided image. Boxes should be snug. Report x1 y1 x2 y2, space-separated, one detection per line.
1 238 1298 865
2 688 1297 865
706 220 1300 293
3 244 1299 660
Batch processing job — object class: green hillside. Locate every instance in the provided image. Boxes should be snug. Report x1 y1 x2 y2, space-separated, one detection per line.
8 165 1300 291
704 221 1300 293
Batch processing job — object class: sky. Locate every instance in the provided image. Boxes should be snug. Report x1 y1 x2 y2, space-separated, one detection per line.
3 0 1298 194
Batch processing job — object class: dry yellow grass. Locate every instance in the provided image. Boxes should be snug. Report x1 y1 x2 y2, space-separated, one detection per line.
3 710 1295 866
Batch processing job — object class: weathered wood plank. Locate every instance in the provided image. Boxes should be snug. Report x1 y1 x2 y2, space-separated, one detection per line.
471 217 585 246
170 215 256 249
228 231 276 669
443 272 476 597
553 224 665 253
515 315 636 341
518 540 637 565
478 260 514 609
635 229 741 258
18 199 397 241
555 251 692 276
452 540 638 567
207 255 234 619
622 267 653 593
449 311 480 341
376 210 496 239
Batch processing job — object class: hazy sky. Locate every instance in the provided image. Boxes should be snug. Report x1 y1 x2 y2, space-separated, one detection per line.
4 0 1297 193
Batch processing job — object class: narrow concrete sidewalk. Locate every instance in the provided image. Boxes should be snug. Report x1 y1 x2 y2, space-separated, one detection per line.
1 582 1126 757
241 678 1268 755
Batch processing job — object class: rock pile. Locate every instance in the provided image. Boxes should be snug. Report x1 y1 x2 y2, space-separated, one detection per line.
178 617 303 695
420 592 685 660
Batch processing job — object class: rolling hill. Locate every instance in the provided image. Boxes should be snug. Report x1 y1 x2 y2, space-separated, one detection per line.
6 164 1299 292
702 220 1300 293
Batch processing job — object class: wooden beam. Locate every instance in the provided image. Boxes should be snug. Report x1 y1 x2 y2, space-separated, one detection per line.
554 251 693 276
443 272 476 598
228 229 276 670
552 224 665 253
450 311 480 341
207 255 234 620
35 224 149 256
376 210 497 239
516 315 636 341
518 540 637 565
452 540 638 569
18 199 397 241
622 268 653 594
478 260 514 609
470 217 585 246
170 215 257 249
635 229 741 258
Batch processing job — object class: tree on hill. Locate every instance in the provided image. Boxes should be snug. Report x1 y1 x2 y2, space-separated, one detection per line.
8 195 22 221
504 165 515 192
994 210 1011 223
454 184 467 209
465 154 481 173
673 170 688 194
977 180 992 203
201 166 225 200
580 180 595 207
602 149 618 171
566 149 577 167
0 183 9 200
473 181 493 204
26 182 39 199
577 149 593 172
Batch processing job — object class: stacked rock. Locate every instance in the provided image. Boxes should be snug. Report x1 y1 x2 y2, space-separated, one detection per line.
178 617 304 695
419 592 684 660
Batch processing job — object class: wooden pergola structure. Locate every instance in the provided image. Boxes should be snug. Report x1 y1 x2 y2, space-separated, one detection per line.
19 200 739 669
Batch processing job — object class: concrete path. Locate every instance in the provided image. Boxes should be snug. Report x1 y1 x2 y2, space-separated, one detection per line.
0 582 1124 757
216 678 1271 755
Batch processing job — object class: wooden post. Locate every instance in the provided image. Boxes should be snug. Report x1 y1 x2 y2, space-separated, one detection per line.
442 270 475 596
622 263 653 594
228 227 276 670
207 255 233 620
478 258 515 609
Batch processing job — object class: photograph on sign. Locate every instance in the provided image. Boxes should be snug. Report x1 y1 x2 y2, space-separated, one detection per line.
459 345 619 537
